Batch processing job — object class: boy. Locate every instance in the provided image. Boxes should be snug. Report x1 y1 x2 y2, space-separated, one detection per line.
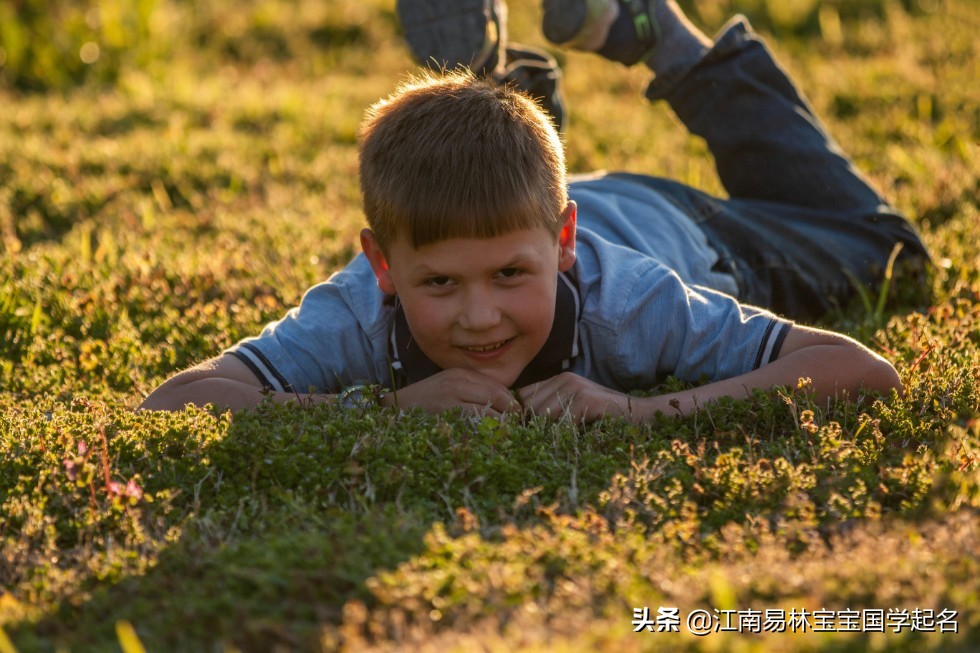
140 0 930 422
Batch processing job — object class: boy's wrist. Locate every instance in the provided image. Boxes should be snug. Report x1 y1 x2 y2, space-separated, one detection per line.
628 394 685 422
378 388 395 408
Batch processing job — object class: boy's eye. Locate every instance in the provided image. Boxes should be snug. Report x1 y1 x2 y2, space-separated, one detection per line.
425 276 453 287
497 267 524 279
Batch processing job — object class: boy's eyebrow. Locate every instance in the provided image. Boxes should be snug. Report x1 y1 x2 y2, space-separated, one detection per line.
411 253 538 277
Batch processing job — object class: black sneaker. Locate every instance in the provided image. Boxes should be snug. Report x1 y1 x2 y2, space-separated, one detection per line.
542 0 660 65
397 0 507 75
498 45 567 132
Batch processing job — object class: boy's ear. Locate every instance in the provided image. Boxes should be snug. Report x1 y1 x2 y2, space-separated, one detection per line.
359 229 397 296
557 201 577 272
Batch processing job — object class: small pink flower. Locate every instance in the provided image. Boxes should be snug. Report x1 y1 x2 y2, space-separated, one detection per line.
78 441 88 455
125 479 143 501
107 480 124 497
64 459 77 481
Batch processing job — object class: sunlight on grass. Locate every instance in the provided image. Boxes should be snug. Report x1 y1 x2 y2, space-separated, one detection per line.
1 0 978 650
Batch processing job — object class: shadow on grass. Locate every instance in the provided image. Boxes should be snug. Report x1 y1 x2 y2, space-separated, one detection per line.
7 372 977 651
6 401 639 651
29 506 431 651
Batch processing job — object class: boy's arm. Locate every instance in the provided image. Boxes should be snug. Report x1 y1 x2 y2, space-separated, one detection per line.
637 325 902 417
517 325 903 423
139 354 521 415
138 354 336 412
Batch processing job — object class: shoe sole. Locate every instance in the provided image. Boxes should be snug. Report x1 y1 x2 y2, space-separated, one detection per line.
542 0 612 46
397 0 499 71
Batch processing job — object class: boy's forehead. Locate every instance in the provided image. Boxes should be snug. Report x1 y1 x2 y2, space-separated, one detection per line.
387 228 559 269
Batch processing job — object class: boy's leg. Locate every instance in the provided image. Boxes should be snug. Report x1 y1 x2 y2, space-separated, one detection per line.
544 1 931 319
397 0 507 76
543 0 711 76
398 0 567 131
644 13 883 211
649 15 931 318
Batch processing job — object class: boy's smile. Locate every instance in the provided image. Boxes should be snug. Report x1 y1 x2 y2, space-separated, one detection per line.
361 204 577 388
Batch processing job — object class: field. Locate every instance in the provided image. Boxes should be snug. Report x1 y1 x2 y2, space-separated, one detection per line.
1 0 978 650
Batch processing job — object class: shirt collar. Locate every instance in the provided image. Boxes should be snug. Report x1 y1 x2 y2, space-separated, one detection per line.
388 271 581 389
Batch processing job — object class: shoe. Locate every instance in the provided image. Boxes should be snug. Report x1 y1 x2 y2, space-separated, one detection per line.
542 0 661 65
397 0 507 75
498 46 567 132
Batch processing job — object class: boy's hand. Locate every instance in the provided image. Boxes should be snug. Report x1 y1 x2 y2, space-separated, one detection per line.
516 372 632 423
388 369 523 417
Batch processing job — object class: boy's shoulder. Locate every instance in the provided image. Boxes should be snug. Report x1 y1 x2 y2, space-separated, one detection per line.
224 253 393 394
570 234 791 391
309 254 393 328
569 173 739 298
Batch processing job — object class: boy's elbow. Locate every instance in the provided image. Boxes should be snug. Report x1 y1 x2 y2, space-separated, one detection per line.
138 355 262 412
138 368 221 412
883 363 904 397
138 397 188 412
138 379 203 412
826 336 903 399
863 357 904 398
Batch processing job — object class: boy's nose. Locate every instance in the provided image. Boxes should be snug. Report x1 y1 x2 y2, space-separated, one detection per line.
458 291 501 331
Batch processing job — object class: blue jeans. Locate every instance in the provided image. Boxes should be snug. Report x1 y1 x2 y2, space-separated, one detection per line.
509 18 932 321
638 18 931 320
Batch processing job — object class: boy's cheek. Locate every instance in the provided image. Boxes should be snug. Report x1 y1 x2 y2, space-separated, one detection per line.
402 299 452 344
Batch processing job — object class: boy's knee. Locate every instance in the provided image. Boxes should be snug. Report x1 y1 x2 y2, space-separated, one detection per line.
875 215 934 306
882 214 933 269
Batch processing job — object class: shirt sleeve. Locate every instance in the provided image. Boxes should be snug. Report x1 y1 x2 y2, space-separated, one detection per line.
608 261 792 388
224 258 388 394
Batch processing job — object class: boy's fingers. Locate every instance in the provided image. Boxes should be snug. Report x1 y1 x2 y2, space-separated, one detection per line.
517 374 621 422
485 386 524 414
517 384 563 416
462 404 502 418
515 381 544 405
457 374 521 414
395 370 523 415
516 377 565 408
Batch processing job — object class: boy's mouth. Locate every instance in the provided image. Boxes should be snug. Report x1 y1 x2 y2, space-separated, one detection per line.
459 337 515 353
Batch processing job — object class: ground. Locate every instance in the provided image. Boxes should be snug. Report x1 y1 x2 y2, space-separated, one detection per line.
0 0 978 651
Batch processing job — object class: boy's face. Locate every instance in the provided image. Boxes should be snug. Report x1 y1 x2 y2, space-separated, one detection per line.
361 203 577 388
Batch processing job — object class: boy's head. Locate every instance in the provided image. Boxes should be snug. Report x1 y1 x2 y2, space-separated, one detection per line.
357 71 577 388
358 69 568 253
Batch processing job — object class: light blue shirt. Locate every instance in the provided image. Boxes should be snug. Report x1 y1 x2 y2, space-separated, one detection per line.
227 173 792 394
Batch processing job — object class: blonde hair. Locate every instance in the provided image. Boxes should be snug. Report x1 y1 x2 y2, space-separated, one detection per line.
358 70 568 252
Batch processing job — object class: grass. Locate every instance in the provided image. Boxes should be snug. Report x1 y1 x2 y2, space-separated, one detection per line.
1 0 979 650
